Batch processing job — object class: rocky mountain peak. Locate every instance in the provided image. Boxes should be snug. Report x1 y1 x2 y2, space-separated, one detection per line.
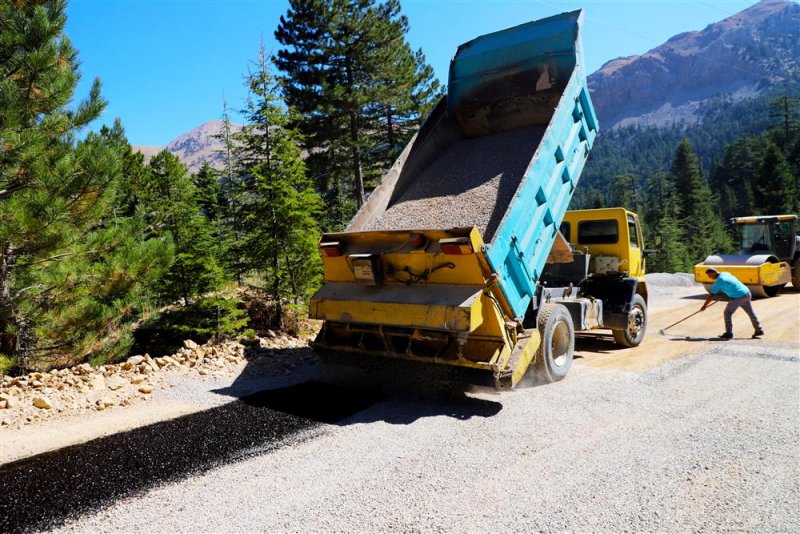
589 0 800 129
134 120 241 173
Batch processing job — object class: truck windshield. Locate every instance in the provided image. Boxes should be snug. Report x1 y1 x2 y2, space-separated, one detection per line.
740 224 773 253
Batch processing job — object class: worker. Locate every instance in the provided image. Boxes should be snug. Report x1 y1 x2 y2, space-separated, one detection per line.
700 268 764 339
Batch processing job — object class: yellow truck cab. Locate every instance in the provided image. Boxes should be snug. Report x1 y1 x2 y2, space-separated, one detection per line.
561 208 646 286
539 208 648 347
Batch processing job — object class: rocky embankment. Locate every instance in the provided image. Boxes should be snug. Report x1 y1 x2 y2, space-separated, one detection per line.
0 333 310 429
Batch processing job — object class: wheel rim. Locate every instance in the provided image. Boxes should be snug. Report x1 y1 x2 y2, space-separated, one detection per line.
627 306 645 339
552 320 571 367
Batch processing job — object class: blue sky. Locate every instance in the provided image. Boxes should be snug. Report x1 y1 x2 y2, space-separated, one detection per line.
66 0 762 147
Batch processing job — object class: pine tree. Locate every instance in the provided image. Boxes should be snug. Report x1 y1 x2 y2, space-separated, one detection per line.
0 1 171 368
233 43 323 326
275 0 439 226
768 94 800 150
212 99 246 282
366 0 441 168
144 151 224 303
101 119 151 218
641 172 690 272
194 163 224 232
670 139 732 264
608 173 641 211
755 141 796 214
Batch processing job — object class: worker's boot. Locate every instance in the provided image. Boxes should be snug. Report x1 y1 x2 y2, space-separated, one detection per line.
752 328 765 338
718 332 733 340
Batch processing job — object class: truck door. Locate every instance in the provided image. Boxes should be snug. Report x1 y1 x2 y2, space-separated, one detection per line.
627 213 643 277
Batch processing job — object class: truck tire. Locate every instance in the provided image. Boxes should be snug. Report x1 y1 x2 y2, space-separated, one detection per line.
534 303 574 383
793 265 800 290
612 293 647 348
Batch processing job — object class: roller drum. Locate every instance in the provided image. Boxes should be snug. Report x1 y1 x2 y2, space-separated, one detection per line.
701 254 780 266
698 254 785 299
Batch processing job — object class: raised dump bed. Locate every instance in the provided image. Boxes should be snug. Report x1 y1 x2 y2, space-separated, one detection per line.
311 10 599 388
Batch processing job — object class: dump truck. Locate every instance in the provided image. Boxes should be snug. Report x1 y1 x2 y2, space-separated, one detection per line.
694 214 799 298
309 10 649 388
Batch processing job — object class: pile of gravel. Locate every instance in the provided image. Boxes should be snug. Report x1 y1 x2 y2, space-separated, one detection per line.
366 126 546 240
645 273 701 287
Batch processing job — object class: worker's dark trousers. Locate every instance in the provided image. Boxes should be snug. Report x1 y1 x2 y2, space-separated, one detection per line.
724 294 761 334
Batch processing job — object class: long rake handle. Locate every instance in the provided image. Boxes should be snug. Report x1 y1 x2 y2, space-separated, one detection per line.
661 300 717 332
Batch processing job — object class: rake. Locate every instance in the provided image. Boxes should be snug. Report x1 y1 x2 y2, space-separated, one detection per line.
658 300 717 335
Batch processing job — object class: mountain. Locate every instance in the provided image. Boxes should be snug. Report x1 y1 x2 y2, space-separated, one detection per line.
134 120 241 173
588 0 800 130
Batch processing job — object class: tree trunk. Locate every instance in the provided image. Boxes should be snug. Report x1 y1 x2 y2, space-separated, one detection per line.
350 110 365 206
285 252 299 304
386 105 395 152
0 242 19 361
272 211 283 330
344 58 365 206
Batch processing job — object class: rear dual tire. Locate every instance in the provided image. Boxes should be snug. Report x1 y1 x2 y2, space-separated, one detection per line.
534 303 574 383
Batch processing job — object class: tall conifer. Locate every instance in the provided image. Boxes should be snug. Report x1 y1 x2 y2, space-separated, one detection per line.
275 0 439 227
0 1 171 368
144 151 224 303
233 43 323 325
755 141 796 214
670 139 732 263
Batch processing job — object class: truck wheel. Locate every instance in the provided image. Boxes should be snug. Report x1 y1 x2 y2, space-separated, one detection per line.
534 303 574 383
792 266 800 290
612 293 647 348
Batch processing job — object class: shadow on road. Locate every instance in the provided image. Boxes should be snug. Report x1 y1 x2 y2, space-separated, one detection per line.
574 333 622 354
681 293 708 300
659 334 732 342
1 348 503 533
213 346 504 425
0 380 380 533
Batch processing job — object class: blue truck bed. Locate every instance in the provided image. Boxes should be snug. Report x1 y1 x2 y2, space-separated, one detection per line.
311 10 600 388
350 9 598 320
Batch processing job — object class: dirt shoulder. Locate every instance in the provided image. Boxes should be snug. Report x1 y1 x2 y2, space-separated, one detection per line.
0 333 313 464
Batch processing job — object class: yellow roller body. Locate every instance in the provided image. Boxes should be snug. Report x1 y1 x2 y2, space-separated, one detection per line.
694 254 791 298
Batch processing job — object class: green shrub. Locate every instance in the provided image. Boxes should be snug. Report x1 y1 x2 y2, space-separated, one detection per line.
155 297 252 341
0 355 17 376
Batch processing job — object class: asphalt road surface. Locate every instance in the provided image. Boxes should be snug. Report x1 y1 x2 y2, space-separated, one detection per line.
2 285 798 532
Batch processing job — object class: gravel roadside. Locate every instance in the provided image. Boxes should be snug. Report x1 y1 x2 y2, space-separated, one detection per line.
52 333 799 532
3 278 796 532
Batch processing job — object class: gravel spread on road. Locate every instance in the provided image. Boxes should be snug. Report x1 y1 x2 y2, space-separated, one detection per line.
51 342 799 532
366 126 546 240
5 281 796 532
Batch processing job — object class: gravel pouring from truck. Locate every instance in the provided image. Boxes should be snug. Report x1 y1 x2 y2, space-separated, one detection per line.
309 11 647 388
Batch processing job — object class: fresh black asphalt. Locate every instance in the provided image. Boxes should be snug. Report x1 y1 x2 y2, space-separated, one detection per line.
0 381 381 533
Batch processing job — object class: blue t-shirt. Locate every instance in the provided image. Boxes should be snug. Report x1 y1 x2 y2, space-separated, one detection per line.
709 272 750 299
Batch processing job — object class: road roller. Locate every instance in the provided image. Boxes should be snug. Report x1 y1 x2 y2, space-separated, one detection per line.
694 214 799 298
